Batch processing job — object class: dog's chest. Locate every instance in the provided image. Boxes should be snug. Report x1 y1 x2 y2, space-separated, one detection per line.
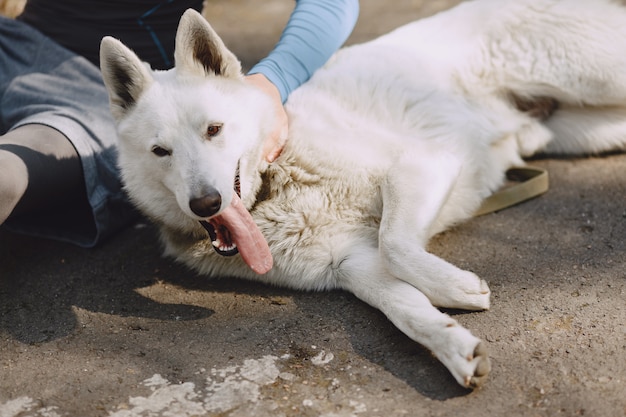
252 160 383 234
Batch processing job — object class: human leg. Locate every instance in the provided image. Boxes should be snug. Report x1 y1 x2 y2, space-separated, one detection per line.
0 124 86 224
0 17 137 246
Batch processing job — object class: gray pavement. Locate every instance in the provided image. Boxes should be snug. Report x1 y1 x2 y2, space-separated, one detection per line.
1 1 625 416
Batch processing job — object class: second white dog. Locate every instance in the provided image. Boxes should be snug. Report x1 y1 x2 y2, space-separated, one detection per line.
100 0 626 388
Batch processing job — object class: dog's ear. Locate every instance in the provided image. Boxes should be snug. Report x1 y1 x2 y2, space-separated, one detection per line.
174 9 242 79
99 36 153 121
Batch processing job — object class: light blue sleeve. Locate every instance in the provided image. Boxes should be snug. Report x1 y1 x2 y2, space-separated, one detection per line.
248 0 360 103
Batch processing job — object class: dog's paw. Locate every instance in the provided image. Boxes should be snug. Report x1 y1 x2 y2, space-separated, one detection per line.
436 324 491 389
428 270 491 311
462 341 490 388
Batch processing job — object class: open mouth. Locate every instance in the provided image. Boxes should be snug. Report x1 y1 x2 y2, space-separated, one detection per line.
194 162 271 275
199 162 241 257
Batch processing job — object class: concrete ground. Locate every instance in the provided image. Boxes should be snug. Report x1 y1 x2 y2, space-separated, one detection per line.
1 1 625 416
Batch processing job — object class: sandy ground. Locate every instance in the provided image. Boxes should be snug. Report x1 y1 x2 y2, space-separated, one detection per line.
1 1 625 416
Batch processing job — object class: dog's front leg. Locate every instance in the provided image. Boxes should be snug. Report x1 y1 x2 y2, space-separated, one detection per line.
379 148 491 311
336 244 490 389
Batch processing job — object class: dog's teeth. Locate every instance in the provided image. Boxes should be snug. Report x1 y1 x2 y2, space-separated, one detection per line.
212 239 237 253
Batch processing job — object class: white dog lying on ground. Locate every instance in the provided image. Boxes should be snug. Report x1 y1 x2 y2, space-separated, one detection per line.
99 0 626 388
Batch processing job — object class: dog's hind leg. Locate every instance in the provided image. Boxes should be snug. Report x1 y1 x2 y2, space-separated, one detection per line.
336 244 490 389
542 106 626 155
378 147 491 311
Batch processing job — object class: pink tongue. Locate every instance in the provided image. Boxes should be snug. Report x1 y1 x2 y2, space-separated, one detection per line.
217 194 273 274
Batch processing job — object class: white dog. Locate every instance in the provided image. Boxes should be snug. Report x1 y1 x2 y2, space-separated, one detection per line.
99 0 626 388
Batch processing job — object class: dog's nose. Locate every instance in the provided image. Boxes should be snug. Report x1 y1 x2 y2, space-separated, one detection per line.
189 191 222 218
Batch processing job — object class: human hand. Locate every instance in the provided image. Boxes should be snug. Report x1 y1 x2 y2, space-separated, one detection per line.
244 73 288 163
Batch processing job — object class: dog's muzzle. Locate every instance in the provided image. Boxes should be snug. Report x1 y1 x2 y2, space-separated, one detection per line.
198 162 241 257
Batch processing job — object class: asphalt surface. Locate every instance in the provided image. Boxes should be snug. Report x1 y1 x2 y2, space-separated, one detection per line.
1 1 625 416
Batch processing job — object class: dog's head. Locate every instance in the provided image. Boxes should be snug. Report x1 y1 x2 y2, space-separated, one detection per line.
100 9 274 273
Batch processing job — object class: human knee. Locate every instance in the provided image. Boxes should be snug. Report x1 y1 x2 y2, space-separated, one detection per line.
0 149 29 223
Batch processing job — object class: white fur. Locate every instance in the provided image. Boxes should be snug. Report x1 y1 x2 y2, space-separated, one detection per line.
100 0 626 388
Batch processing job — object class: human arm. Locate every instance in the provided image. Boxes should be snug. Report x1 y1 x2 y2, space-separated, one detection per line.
246 0 359 161
249 0 360 103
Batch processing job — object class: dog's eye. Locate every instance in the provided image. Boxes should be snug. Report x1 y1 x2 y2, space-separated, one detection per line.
206 123 223 138
151 145 171 157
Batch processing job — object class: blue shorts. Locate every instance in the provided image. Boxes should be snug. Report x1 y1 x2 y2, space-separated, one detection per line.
0 17 138 247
